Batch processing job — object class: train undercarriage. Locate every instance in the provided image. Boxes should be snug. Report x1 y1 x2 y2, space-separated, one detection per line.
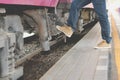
0 0 98 80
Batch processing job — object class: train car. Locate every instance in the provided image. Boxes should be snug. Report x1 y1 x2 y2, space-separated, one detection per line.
0 0 97 80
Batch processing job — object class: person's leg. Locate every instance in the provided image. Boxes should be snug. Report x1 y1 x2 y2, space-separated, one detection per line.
92 0 111 43
92 0 111 48
56 0 91 37
67 0 91 31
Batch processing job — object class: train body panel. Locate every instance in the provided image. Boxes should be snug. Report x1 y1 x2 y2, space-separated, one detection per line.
0 0 71 7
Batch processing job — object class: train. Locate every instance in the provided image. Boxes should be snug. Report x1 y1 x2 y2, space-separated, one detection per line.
0 0 98 80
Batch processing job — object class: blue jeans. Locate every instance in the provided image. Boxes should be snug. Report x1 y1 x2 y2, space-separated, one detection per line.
67 0 111 43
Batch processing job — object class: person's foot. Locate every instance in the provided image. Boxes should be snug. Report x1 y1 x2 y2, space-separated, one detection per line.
94 40 111 49
56 25 73 37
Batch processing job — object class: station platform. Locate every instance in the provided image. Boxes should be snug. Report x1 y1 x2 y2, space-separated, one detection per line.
39 2 120 79
109 6 120 80
111 8 120 34
39 22 111 80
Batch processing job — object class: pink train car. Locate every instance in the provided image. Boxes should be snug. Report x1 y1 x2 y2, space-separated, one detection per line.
0 1 97 80
0 0 72 7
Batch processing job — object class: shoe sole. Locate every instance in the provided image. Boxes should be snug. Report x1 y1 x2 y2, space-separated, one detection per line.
94 46 111 49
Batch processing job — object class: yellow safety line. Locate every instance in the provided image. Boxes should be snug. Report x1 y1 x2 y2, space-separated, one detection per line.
111 14 120 80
